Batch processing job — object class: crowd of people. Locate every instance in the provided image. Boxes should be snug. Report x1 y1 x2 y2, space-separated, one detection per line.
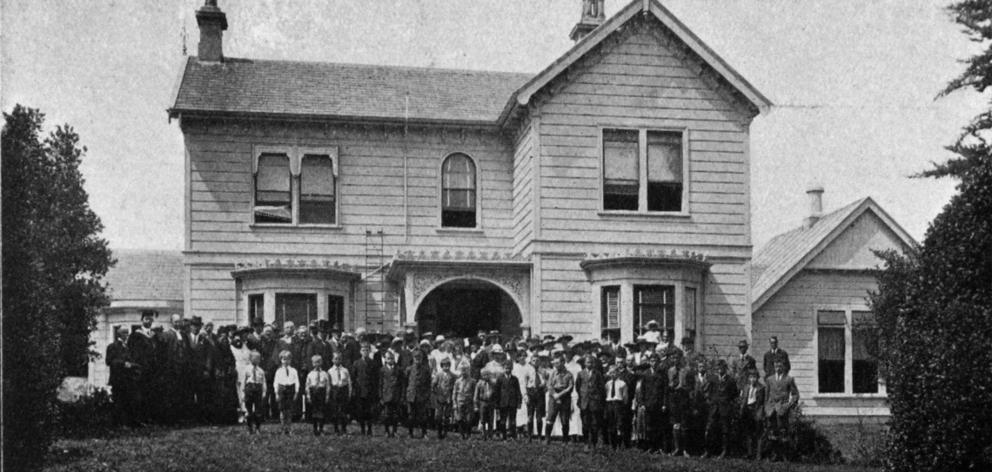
106 313 800 460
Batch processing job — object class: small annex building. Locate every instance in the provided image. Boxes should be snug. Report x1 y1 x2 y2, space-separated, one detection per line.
750 188 916 421
88 249 185 387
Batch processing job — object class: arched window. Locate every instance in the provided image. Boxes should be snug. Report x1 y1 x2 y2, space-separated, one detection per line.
300 153 336 224
254 153 292 223
441 153 477 228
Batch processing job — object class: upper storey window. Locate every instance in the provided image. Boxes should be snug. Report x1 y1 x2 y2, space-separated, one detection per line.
252 146 338 226
254 153 292 224
602 128 688 214
300 153 336 224
441 153 477 228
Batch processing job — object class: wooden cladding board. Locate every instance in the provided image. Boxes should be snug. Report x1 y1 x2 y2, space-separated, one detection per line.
512 123 535 255
534 28 749 248
185 126 516 255
752 270 879 400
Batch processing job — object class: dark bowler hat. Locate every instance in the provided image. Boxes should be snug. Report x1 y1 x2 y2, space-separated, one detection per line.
738 339 749 348
557 335 574 345
190 316 203 327
140 310 158 319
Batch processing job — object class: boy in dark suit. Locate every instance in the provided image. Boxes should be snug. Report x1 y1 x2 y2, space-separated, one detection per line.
739 369 766 459
350 342 379 436
379 352 402 437
576 354 606 448
703 360 739 458
762 336 791 378
497 359 522 440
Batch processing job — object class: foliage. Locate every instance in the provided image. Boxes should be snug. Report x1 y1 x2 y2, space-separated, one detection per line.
55 389 116 439
791 408 844 465
43 424 883 472
867 3 992 469
2 105 114 470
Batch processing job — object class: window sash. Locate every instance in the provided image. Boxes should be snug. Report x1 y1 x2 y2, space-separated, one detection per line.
601 286 621 330
647 131 683 183
301 154 335 197
442 189 476 210
634 285 675 336
275 293 317 329
256 154 291 192
603 129 639 181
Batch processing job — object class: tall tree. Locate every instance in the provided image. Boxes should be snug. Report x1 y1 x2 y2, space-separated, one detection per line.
2 105 114 470
869 2 992 471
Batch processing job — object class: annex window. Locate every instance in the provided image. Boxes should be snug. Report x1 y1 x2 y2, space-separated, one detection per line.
646 131 683 212
817 310 846 393
817 308 883 395
603 129 640 210
852 311 879 394
634 285 675 338
600 286 621 339
602 128 687 213
441 153 477 228
248 294 264 326
300 153 336 224
254 153 292 224
275 293 317 331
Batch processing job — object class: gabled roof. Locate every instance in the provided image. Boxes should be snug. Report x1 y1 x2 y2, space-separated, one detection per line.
169 0 769 126
169 58 531 125
751 197 917 312
506 0 772 120
105 249 184 303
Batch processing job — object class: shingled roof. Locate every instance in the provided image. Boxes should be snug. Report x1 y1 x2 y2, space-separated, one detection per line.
169 57 532 124
105 249 184 304
751 197 916 311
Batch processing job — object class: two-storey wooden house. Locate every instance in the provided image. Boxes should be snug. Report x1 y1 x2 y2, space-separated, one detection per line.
169 0 770 356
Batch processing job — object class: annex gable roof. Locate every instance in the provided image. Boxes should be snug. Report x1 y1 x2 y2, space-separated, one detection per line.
105 249 184 305
751 197 917 312
169 0 770 127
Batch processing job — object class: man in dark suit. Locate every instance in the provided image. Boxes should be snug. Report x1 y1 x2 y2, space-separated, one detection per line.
496 359 523 440
762 336 791 378
189 316 213 423
575 354 606 448
637 352 669 453
351 342 379 436
379 352 403 437
764 360 799 458
107 326 137 426
739 369 766 459
703 360 739 458
156 313 187 423
731 340 757 389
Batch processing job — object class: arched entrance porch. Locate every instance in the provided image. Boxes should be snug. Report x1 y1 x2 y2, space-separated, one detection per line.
415 278 523 338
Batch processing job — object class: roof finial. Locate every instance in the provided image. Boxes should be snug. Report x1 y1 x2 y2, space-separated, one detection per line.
570 0 606 42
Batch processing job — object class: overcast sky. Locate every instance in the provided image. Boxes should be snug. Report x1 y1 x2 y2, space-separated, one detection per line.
2 0 986 251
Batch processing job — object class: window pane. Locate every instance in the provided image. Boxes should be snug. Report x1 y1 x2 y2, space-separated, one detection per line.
442 154 476 189
443 189 476 210
647 182 682 212
328 295 345 331
603 129 639 181
684 287 697 339
601 286 620 336
256 154 290 192
301 155 335 196
249 294 264 325
853 314 879 393
634 285 674 336
818 326 845 393
441 154 477 228
276 293 317 330
647 131 682 182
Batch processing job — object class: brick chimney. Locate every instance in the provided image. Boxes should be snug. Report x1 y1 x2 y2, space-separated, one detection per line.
803 184 825 229
196 0 228 62
570 0 606 42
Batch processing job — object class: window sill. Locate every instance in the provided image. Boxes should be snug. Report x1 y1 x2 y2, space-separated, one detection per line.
435 228 485 236
597 210 690 219
812 392 887 400
250 223 343 231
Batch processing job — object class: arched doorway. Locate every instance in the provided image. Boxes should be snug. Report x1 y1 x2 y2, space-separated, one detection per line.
415 278 523 338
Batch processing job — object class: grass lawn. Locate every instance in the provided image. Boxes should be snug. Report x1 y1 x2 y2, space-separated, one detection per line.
45 425 880 472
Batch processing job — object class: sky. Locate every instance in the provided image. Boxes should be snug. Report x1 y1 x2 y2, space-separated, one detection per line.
2 0 987 251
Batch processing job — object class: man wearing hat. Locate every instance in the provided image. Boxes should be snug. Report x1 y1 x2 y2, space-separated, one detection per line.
127 310 158 425
731 340 757 389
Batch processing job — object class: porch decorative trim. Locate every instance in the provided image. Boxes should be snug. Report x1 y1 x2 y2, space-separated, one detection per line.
231 258 362 280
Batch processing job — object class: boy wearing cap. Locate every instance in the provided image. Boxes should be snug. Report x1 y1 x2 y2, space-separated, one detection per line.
431 358 455 439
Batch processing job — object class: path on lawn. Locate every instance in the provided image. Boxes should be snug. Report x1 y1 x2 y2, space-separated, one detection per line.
45 425 880 472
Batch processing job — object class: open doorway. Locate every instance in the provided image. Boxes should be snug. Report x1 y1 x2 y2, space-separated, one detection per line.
415 278 522 338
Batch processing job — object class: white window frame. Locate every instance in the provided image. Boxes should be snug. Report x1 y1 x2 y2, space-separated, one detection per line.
591 279 702 346
436 151 483 232
598 126 690 216
251 145 340 228
813 305 887 398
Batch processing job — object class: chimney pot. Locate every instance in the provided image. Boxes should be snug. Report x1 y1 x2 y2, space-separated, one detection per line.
803 184 825 229
570 0 606 42
196 0 228 62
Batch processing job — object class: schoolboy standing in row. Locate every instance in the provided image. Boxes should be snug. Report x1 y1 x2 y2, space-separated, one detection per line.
545 355 574 444
452 364 476 439
498 359 522 440
273 350 299 435
328 352 352 434
305 355 330 436
379 352 402 437
603 365 628 449
242 351 267 434
431 358 455 439
351 343 378 436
